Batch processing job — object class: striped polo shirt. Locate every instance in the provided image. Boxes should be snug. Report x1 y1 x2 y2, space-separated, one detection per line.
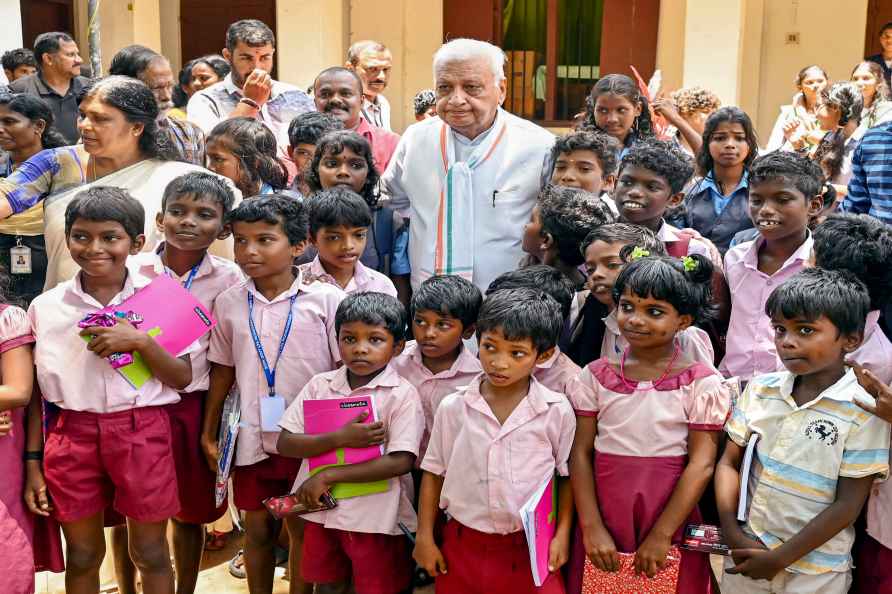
845 121 892 225
726 369 890 574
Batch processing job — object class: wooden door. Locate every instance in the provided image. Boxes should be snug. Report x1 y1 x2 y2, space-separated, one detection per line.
865 0 892 57
599 0 660 81
179 0 277 67
19 0 75 49
443 0 501 43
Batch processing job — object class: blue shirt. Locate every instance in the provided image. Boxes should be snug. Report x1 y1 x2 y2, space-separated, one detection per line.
845 121 892 225
699 171 749 216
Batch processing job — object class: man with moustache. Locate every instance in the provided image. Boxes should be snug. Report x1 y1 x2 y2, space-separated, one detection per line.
346 40 394 132
187 19 314 151
313 66 400 173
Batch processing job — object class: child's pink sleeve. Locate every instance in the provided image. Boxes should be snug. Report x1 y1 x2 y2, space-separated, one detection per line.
278 376 320 435
571 366 599 417
420 393 458 476
0 306 34 353
207 299 234 367
552 400 577 477
384 384 424 458
684 374 731 431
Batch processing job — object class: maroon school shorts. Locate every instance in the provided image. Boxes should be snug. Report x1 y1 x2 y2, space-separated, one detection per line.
232 453 301 511
167 391 227 524
44 407 180 523
301 521 412 594
853 534 892 594
436 520 566 594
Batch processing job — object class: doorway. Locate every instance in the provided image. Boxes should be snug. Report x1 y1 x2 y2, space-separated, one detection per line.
864 0 892 57
179 0 277 71
19 0 75 49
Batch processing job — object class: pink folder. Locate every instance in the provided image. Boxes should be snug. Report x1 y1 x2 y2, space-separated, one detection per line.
89 274 216 357
521 473 558 586
304 396 386 499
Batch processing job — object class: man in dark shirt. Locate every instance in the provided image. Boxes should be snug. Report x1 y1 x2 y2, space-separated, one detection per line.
8 32 89 144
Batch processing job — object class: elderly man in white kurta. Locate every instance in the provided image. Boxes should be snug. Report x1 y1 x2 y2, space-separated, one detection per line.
381 39 555 292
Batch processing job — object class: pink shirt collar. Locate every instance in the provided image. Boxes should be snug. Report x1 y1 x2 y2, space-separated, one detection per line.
327 363 403 395
741 232 814 272
462 373 564 422
406 340 480 377
307 254 369 292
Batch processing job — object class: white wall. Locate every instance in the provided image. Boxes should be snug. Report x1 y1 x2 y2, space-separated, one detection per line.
0 0 23 84
277 0 349 92
755 0 868 140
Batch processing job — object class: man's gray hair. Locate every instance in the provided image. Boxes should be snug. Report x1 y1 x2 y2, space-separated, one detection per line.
347 40 390 65
433 38 506 83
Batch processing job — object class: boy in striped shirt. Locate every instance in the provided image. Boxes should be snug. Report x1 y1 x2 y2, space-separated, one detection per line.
716 268 890 594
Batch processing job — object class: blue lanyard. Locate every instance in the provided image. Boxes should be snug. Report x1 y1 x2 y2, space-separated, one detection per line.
247 292 297 396
181 263 200 290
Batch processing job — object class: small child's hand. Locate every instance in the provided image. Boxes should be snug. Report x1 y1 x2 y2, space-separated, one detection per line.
634 531 672 578
80 318 148 358
547 529 570 572
296 472 332 508
782 118 801 140
582 524 619 572
0 411 11 437
413 535 447 576
726 547 785 581
850 363 892 424
24 462 52 516
200 434 220 473
336 411 386 448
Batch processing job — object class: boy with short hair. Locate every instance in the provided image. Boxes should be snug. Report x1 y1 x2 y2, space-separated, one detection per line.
301 187 397 297
614 139 715 261
287 111 344 197
521 185 615 287
277 291 424 594
716 268 891 594
721 152 825 382
550 129 621 213
202 194 343 594
813 213 892 383
414 288 576 594
125 171 243 594
392 274 482 459
1 48 37 82
27 186 198 593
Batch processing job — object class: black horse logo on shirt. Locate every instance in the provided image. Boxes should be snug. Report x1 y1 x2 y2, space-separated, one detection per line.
805 419 839 446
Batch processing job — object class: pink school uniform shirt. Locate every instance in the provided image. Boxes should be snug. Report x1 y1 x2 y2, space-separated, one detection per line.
131 247 243 392
600 309 716 370
534 348 589 405
29 269 200 413
299 255 397 297
851 311 892 551
391 340 480 459
572 359 731 456
421 374 576 534
208 270 343 466
279 364 423 534
720 234 813 381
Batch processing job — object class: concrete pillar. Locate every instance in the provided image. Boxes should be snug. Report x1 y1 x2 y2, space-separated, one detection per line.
681 0 745 106
277 0 350 92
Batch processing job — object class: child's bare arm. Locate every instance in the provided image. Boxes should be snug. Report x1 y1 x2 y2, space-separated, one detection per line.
80 319 192 389
276 411 386 459
414 471 448 576
549 476 573 572
200 362 235 472
0 342 33 411
24 378 51 516
295 451 415 506
715 440 767 551
727 474 875 580
635 429 718 577
569 415 618 572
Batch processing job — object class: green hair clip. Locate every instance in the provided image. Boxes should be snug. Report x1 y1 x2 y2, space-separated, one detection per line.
629 246 650 261
681 256 698 272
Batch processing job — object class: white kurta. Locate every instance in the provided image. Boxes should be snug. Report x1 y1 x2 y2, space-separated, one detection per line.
380 108 554 292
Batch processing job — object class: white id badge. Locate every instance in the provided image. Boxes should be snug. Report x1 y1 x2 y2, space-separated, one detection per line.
260 394 286 432
10 245 31 274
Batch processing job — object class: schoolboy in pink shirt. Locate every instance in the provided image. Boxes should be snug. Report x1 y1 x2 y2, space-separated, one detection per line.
414 288 576 594
300 187 397 297
391 274 482 460
202 195 343 594
127 172 243 594
721 152 826 382
812 213 892 593
278 292 423 594
27 187 198 594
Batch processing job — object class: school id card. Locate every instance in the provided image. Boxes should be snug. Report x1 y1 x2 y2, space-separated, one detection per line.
260 394 286 432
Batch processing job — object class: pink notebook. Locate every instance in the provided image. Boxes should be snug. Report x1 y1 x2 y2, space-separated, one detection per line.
303 396 387 499
520 473 558 586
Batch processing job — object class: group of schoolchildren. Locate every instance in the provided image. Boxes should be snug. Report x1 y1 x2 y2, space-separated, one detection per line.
2 70 892 594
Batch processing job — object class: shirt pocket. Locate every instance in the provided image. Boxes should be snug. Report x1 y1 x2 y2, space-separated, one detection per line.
508 430 554 487
267 310 331 363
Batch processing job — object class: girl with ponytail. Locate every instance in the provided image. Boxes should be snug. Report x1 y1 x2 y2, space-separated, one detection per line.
581 74 655 157
205 116 288 196
568 251 730 593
